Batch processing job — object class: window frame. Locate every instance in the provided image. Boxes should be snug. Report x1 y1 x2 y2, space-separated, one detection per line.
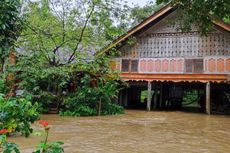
185 58 204 74
121 58 139 73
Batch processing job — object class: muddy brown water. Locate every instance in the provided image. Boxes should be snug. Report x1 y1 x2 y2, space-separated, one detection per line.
10 110 230 153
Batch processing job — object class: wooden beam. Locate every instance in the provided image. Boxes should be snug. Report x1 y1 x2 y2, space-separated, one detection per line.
120 73 228 83
206 82 211 115
147 81 152 111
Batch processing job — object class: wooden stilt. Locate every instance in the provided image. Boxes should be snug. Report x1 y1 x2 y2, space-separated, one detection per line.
124 90 128 107
147 81 152 111
153 90 158 109
206 82 211 115
159 84 163 109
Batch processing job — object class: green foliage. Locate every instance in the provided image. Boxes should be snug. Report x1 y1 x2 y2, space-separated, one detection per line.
0 80 8 94
60 73 124 116
34 121 64 153
182 90 199 106
14 0 130 113
0 0 22 72
34 141 64 153
102 103 124 115
0 94 40 137
0 135 20 153
129 2 164 26
157 0 230 34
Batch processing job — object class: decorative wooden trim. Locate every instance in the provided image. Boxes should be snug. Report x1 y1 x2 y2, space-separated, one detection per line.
204 56 230 74
213 20 230 33
120 73 228 83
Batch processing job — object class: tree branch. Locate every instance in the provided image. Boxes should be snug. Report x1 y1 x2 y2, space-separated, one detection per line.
67 2 96 63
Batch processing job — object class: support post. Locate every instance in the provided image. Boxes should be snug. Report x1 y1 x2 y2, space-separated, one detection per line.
206 82 211 115
147 81 152 111
124 90 128 107
153 91 158 109
159 84 163 109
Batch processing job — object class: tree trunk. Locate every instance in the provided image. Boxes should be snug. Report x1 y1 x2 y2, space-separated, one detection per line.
98 98 101 116
0 59 5 73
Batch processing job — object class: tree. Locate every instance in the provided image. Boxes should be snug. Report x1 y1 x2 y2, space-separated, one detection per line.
129 1 164 27
15 0 129 112
19 0 129 65
0 0 22 73
157 0 230 34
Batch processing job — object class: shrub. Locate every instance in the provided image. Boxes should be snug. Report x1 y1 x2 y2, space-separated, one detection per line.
0 134 20 153
60 74 124 116
0 94 40 137
0 80 9 95
101 103 124 115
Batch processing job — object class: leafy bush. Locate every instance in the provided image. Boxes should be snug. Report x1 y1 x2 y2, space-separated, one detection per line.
0 134 20 153
0 94 40 137
60 74 124 116
0 80 8 95
101 103 124 115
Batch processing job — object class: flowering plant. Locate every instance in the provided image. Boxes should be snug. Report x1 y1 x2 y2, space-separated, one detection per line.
0 94 39 137
33 120 64 153
0 129 20 153
0 129 8 135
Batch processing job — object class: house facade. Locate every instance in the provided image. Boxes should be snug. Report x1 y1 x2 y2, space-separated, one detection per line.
104 5 230 114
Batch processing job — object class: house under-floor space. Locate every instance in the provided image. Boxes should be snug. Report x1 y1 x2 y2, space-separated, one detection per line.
118 81 230 115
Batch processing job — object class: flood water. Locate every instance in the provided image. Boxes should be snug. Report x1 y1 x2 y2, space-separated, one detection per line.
10 110 230 153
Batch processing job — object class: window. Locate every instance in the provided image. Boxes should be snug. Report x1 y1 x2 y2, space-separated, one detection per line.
185 59 203 73
185 59 193 73
131 60 138 72
121 59 139 73
121 59 129 72
194 59 203 73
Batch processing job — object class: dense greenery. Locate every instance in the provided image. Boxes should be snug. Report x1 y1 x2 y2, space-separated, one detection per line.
0 0 40 138
60 74 124 116
0 0 22 73
14 0 129 116
157 0 230 34
0 94 39 137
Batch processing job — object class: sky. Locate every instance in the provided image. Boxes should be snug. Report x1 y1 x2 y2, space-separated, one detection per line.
126 0 156 7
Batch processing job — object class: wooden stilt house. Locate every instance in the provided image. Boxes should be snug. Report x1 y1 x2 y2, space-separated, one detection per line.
99 4 230 114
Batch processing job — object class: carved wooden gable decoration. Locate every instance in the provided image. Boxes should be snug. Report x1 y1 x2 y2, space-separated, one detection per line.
120 11 230 58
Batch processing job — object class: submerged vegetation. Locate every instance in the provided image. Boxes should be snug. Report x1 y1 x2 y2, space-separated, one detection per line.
60 74 124 116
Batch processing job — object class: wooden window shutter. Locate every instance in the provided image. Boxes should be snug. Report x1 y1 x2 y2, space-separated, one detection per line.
194 59 203 73
121 59 129 72
131 60 138 72
185 59 193 73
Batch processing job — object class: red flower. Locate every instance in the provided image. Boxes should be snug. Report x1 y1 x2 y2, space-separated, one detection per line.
0 129 8 134
7 92 15 97
38 120 49 127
